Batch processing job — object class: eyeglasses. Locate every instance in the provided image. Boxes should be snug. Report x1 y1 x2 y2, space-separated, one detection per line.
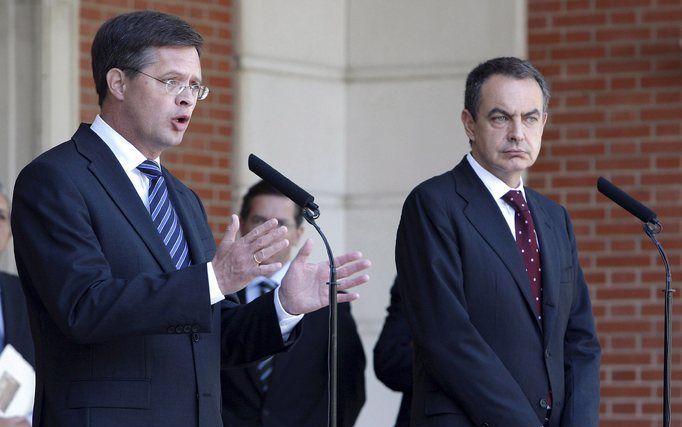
126 68 210 101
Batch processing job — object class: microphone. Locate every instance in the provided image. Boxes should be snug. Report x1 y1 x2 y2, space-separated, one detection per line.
248 154 319 213
597 177 658 224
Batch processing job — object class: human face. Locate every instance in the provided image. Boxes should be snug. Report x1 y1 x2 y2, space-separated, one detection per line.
461 75 547 188
0 194 10 254
241 195 304 265
116 46 202 159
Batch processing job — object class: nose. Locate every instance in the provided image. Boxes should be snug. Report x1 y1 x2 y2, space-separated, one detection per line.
176 86 196 107
508 116 524 142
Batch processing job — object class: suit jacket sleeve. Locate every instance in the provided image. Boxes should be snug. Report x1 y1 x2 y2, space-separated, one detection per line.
11 155 213 344
373 278 413 393
396 184 541 427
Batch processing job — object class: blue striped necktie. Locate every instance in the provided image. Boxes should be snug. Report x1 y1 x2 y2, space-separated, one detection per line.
137 160 191 270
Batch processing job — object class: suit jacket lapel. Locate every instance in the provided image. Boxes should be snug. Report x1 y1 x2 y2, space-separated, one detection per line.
526 191 559 344
455 160 542 331
72 124 175 272
163 171 205 265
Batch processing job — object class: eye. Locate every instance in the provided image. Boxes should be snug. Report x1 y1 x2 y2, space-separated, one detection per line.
165 80 180 88
491 115 508 123
525 116 539 124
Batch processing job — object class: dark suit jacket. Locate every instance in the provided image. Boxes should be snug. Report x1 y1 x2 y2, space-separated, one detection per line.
221 287 366 427
395 157 601 427
373 278 412 427
11 124 293 427
0 272 34 366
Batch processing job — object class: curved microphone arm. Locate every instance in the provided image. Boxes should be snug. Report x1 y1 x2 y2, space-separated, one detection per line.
302 208 338 427
644 220 673 427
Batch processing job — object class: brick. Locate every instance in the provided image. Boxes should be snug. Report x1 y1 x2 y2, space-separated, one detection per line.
553 13 607 27
596 126 651 139
551 46 607 60
596 59 651 73
643 9 682 23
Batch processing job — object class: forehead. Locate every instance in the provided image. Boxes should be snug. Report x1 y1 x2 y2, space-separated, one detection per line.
145 46 202 78
248 195 297 219
479 75 544 113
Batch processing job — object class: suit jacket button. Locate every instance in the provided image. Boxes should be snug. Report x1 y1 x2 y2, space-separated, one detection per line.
481 423 490 427
167 326 175 333
545 349 551 358
183 325 191 333
175 326 183 333
192 333 199 343
539 398 550 409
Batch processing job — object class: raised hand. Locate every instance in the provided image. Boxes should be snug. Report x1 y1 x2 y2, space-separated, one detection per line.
278 239 371 315
212 214 290 294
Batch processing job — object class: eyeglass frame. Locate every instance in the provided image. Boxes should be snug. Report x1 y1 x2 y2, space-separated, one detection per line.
124 68 210 101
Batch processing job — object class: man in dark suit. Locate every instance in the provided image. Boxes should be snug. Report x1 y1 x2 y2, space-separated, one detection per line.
221 180 366 427
395 57 600 427
373 278 412 427
0 184 34 427
10 11 369 427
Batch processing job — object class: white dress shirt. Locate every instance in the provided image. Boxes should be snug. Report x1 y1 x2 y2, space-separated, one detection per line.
466 153 530 242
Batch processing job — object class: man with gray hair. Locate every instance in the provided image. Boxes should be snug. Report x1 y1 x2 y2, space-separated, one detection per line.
395 57 600 427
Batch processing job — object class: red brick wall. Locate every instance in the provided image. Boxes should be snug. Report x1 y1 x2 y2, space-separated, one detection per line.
528 1 682 425
79 0 235 236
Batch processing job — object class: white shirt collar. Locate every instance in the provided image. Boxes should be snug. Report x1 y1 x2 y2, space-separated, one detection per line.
90 115 160 170
466 153 526 201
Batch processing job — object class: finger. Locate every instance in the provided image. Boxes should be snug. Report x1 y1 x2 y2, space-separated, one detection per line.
219 214 240 246
257 262 283 277
336 273 370 291
251 225 288 252
335 258 372 279
255 238 290 263
331 251 363 268
243 218 279 243
336 292 360 303
292 239 314 265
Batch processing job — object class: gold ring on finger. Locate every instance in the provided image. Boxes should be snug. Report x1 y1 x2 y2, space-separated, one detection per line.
253 253 262 265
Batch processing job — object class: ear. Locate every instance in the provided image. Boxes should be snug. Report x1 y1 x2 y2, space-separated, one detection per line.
541 112 548 127
461 109 477 141
106 68 127 102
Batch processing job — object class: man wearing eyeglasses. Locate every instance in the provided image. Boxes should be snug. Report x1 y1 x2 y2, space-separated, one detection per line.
10 11 370 427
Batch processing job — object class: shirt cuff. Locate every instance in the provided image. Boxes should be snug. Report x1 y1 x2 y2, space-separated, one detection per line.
274 287 303 341
207 262 225 305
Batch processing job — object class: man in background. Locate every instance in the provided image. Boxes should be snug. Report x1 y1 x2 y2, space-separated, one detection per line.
0 183 34 427
395 57 600 426
221 180 366 427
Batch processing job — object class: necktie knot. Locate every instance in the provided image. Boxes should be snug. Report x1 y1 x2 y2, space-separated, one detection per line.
502 190 529 212
137 160 162 179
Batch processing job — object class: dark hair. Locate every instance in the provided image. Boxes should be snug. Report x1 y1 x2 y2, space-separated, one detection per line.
464 57 550 120
91 10 203 106
240 180 304 227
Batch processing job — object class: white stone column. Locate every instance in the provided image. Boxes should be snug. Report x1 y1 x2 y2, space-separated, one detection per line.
0 0 79 273
237 1 526 424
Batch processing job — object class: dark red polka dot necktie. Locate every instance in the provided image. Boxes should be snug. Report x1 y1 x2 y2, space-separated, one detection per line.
502 190 543 319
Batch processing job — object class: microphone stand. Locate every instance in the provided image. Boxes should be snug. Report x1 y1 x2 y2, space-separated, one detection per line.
302 207 338 427
643 220 673 427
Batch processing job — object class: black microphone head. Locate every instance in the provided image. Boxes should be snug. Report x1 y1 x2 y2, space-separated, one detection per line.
248 154 317 210
597 177 657 223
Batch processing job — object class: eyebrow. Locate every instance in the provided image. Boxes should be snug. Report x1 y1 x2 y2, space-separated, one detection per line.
487 107 541 117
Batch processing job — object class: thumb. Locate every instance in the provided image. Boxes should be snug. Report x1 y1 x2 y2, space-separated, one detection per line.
292 238 314 265
221 214 240 245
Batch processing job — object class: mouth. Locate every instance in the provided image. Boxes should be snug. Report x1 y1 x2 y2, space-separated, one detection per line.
171 115 191 131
